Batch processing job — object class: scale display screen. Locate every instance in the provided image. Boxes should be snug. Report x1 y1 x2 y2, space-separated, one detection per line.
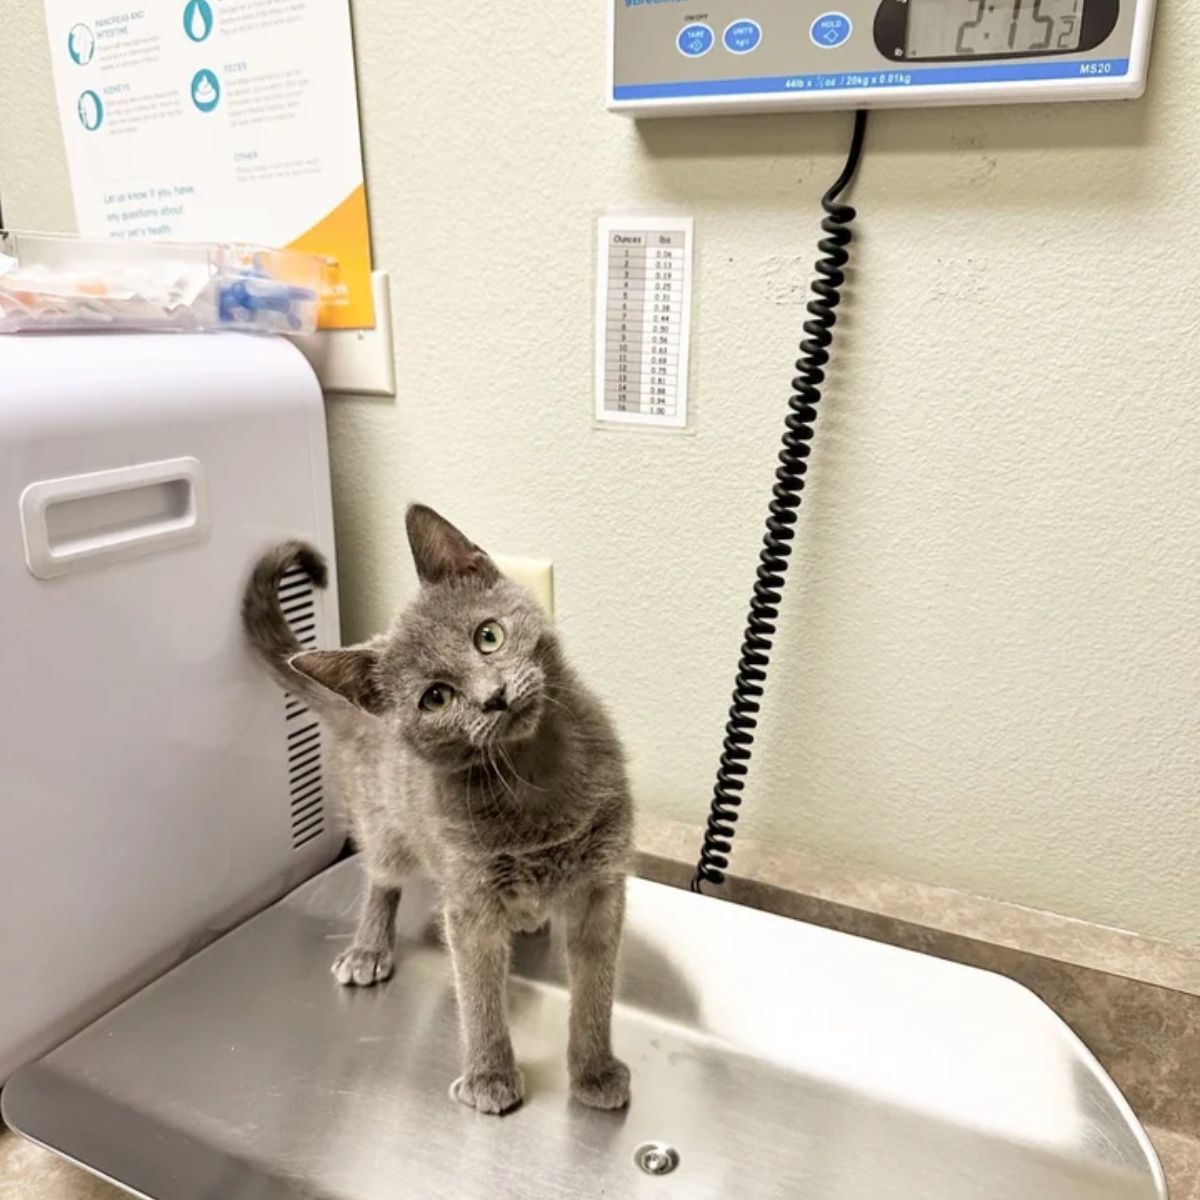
906 1 1084 59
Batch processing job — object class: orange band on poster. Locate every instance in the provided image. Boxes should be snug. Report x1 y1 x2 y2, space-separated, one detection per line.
287 184 374 330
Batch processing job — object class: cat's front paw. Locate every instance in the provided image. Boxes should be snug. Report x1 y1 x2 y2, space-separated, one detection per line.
332 945 394 987
571 1057 631 1110
450 1067 525 1115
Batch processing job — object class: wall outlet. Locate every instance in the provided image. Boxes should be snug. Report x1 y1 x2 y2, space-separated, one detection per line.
293 270 396 397
494 555 554 616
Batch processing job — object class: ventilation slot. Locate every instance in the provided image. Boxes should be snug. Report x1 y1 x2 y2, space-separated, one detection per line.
279 564 325 850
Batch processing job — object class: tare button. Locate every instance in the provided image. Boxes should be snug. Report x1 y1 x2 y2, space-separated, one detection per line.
676 23 714 57
810 12 853 48
723 19 762 54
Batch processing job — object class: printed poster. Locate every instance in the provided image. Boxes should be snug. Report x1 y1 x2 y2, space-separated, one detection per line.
43 0 374 328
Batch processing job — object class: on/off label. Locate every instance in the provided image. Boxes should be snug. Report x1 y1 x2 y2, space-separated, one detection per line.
595 215 693 430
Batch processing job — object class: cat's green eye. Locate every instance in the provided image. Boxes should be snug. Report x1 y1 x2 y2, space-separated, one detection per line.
419 683 455 712
474 621 506 655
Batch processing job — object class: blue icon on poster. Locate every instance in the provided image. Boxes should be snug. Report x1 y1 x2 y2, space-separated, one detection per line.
67 23 95 65
183 0 214 43
77 90 104 131
191 68 221 112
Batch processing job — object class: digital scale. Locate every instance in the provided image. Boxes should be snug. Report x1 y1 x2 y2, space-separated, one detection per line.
609 0 1157 116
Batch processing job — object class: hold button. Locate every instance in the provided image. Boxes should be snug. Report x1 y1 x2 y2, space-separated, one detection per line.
810 12 853 48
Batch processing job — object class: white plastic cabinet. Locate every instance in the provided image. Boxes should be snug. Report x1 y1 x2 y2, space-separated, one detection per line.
0 333 343 1082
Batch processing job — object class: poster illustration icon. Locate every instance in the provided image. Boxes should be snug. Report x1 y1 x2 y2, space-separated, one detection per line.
190 69 221 112
77 89 103 130
68 23 95 65
183 0 214 43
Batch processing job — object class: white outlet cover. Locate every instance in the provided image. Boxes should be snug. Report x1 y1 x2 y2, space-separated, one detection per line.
494 555 554 616
293 270 396 397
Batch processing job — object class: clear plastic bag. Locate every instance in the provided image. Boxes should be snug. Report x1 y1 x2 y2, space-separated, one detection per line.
0 232 324 335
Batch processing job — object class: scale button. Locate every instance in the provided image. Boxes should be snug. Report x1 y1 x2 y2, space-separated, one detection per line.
677 23 714 57
723 19 762 54
810 12 853 48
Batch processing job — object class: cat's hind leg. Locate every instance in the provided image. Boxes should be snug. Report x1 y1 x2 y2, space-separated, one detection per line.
333 880 401 987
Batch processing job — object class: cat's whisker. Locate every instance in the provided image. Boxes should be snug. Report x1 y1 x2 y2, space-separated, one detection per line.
487 746 521 805
495 742 547 793
538 692 578 720
461 775 488 851
482 746 525 842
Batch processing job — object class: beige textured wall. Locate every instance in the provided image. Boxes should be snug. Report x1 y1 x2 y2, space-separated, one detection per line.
2 4 1196 942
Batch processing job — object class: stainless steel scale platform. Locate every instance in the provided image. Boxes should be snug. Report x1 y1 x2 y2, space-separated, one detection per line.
3 858 1166 1199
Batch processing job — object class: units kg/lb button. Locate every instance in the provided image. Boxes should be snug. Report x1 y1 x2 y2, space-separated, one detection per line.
723 19 762 54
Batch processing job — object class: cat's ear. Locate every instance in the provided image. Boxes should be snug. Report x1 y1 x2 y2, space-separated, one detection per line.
406 504 499 586
288 648 387 714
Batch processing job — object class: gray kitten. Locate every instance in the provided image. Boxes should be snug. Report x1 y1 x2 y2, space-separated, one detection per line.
243 505 633 1115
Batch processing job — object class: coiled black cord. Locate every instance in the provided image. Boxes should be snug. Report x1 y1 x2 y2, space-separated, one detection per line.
692 111 869 893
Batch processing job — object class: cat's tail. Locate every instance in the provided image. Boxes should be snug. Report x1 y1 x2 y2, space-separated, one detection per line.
241 541 345 717
243 540 328 668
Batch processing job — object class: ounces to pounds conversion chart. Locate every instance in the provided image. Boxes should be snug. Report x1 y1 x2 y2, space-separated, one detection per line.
595 215 693 429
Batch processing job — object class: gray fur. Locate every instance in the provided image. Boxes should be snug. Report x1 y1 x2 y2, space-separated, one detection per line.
243 505 633 1113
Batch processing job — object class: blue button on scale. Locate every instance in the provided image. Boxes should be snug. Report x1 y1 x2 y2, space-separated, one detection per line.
723 19 762 55
677 23 714 57
810 12 852 48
